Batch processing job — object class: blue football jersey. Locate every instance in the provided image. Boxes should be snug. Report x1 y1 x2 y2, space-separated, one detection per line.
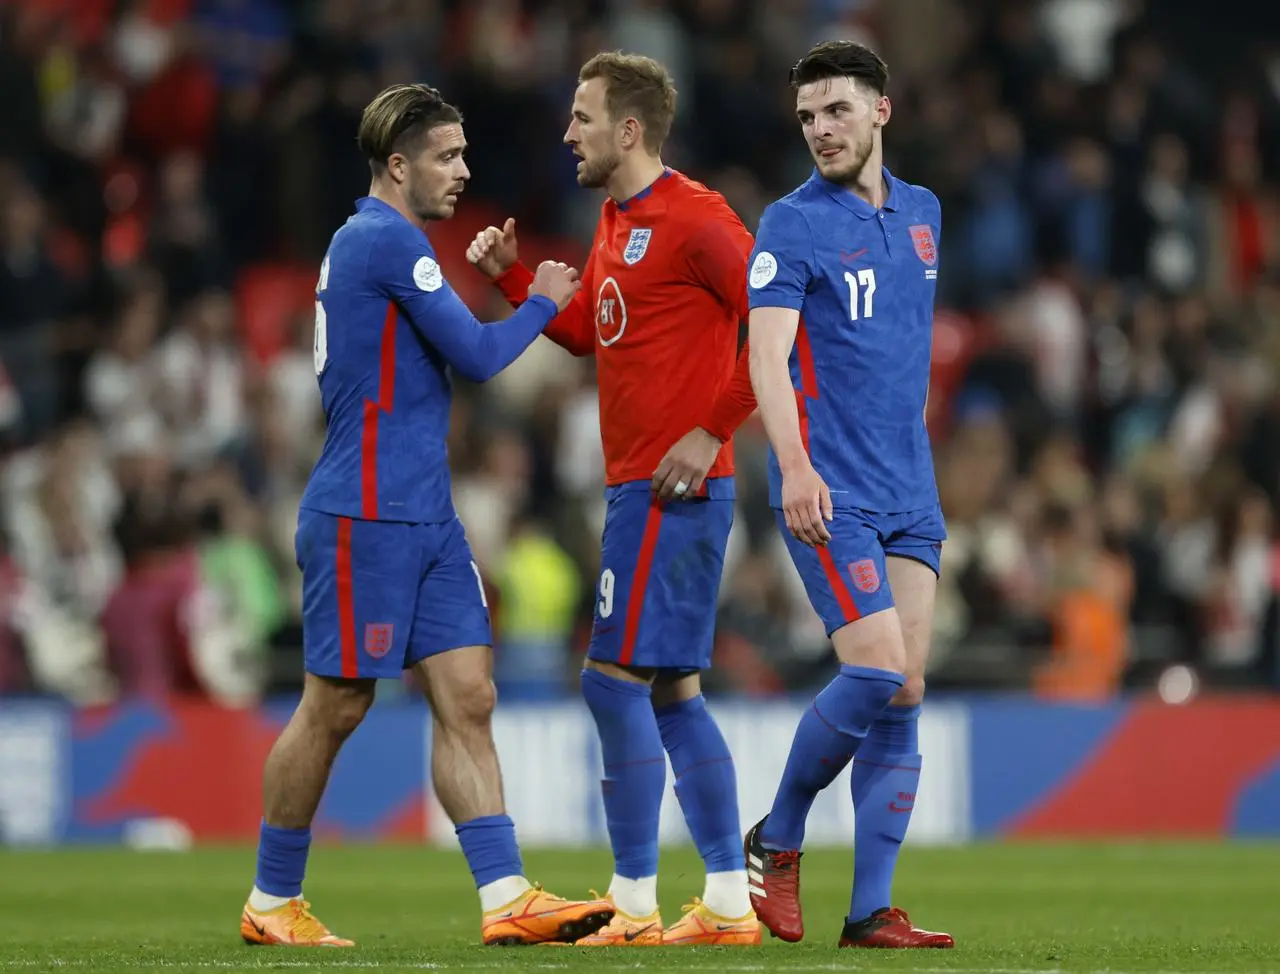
747 167 941 514
300 197 556 523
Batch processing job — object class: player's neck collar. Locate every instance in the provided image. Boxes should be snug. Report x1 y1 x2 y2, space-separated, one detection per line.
614 167 675 212
357 195 404 220
810 166 898 219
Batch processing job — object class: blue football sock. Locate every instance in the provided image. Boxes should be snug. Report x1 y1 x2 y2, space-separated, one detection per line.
455 814 524 888
255 822 311 898
655 695 744 873
849 704 921 922
761 665 903 850
582 669 666 879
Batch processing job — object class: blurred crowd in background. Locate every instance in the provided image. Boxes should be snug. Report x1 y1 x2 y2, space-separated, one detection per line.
1 0 1279 707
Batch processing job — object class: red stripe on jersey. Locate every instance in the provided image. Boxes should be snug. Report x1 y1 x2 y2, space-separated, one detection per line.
795 314 819 399
378 301 397 411
360 302 399 519
817 545 860 623
336 516 357 678
360 400 378 519
796 392 811 455
619 501 665 666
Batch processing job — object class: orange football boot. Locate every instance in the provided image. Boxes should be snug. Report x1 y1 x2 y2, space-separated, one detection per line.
569 895 663 946
481 885 614 946
662 898 762 946
240 899 354 947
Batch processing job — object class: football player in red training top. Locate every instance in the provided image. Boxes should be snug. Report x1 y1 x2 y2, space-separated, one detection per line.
468 52 759 947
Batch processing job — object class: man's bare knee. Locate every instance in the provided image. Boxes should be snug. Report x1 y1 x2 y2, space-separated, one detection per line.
885 556 937 697
416 645 499 732
831 608 908 675
450 675 497 729
431 668 496 732
892 675 925 707
298 675 375 739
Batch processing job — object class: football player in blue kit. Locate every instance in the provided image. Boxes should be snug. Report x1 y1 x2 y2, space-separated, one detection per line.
742 41 954 950
239 83 613 948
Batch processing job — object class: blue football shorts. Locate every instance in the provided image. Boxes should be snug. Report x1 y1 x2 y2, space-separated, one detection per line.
296 507 491 679
777 504 946 636
587 478 735 672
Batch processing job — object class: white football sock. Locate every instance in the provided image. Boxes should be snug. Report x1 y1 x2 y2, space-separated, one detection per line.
248 886 294 912
608 874 658 917
702 870 752 919
478 875 532 913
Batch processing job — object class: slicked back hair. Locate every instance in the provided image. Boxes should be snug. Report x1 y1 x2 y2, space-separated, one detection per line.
358 83 463 173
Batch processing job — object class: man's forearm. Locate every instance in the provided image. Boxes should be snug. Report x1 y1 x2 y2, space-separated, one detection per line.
749 344 808 472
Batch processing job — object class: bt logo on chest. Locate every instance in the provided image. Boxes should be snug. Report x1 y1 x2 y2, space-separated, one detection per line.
596 277 628 346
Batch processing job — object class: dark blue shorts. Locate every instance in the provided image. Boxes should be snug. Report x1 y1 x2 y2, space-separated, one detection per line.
778 504 946 637
587 479 734 672
296 508 491 679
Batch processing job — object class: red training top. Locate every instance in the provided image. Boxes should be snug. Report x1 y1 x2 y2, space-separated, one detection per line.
495 169 757 488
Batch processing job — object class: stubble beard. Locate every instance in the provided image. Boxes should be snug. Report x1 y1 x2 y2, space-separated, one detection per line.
817 132 875 188
577 149 621 189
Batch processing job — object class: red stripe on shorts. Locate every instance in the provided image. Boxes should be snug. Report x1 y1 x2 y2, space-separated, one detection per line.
619 501 664 666
817 544 860 624
335 516 357 678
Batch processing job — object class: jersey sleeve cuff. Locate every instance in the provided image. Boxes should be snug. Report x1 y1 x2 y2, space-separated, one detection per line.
523 293 558 319
702 396 753 443
494 262 535 305
748 292 805 312
699 414 735 444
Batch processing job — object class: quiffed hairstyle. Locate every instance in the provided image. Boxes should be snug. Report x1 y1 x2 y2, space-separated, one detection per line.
579 52 677 153
357 83 462 172
789 40 889 95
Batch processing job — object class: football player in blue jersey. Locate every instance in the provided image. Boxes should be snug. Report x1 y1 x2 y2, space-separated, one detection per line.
742 41 954 950
239 83 613 948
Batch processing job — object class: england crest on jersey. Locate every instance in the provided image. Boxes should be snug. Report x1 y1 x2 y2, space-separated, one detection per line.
909 225 937 267
623 228 652 265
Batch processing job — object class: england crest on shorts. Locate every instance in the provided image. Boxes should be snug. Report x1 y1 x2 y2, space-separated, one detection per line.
908 224 937 267
623 228 652 265
365 622 394 658
849 558 881 594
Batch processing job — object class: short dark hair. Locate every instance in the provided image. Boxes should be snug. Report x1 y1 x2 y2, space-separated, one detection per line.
789 41 889 95
579 52 678 153
357 83 463 172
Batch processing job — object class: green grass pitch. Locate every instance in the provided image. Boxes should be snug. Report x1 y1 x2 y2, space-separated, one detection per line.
1 842 1278 972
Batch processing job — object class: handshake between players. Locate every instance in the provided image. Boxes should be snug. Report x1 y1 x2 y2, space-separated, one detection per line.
524 255 582 311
